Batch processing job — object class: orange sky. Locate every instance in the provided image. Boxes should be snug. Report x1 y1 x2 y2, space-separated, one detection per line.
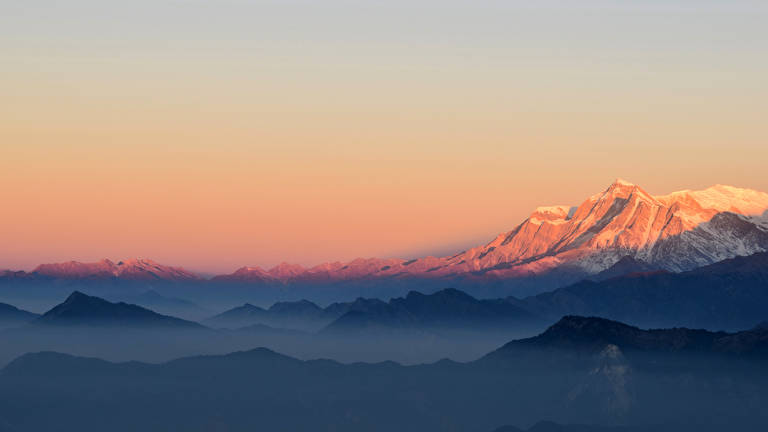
2 1 767 273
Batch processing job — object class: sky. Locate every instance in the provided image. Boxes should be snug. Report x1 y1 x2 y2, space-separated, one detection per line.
2 0 767 273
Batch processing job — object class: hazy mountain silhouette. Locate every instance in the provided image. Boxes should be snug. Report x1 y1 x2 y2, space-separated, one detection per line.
108 290 211 321
322 288 543 334
33 291 204 329
205 299 340 331
2 316 768 431
514 251 768 330
206 288 543 334
0 302 38 328
486 316 768 358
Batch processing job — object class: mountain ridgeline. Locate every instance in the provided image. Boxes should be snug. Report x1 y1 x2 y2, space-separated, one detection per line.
206 251 768 333
3 180 768 305
513 251 768 330
206 288 543 334
33 291 204 329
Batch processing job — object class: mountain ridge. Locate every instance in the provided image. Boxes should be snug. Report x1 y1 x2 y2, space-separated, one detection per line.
33 291 205 329
5 180 768 299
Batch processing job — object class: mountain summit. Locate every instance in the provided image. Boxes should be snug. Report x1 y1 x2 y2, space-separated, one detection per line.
34 291 203 328
440 179 768 275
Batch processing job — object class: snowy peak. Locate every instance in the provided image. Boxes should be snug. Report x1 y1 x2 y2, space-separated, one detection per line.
33 258 201 281
529 206 573 225
268 262 306 279
658 184 768 217
204 180 768 284
611 178 635 187
397 180 768 277
211 266 276 283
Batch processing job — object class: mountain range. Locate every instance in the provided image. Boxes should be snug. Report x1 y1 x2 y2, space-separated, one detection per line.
206 250 768 333
10 248 765 337
204 299 335 331
212 180 768 286
4 180 768 300
322 288 542 335
31 258 201 281
2 315 767 432
206 288 544 333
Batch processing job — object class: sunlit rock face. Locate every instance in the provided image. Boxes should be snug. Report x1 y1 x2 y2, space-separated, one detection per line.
391 179 768 278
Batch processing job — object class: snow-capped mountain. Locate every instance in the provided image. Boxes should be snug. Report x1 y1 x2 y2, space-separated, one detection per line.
32 258 201 281
12 180 768 289
434 179 768 275
219 179 768 283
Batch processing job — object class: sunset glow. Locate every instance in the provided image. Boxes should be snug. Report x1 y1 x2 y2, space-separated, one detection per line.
3 1 767 273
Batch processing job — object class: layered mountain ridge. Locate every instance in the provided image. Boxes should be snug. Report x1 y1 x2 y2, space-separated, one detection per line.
4 316 768 432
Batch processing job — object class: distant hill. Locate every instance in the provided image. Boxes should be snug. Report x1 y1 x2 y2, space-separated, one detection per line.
33 291 205 329
322 288 544 335
486 315 768 359
0 302 38 328
108 290 211 321
204 299 338 331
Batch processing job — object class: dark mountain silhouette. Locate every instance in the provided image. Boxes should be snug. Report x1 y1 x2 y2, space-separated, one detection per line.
205 289 544 334
487 316 768 358
0 303 38 328
3 317 768 432
513 251 768 330
322 288 543 335
33 291 204 329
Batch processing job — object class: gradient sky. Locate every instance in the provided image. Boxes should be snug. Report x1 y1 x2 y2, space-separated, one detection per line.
2 0 767 273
